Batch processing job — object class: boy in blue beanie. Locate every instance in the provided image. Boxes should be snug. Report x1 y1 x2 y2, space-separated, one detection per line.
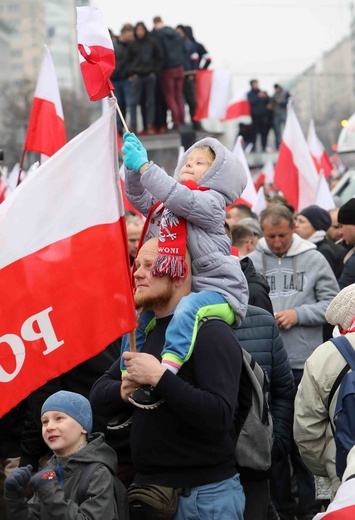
4 391 125 519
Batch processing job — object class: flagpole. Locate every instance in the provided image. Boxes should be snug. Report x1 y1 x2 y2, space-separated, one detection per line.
17 147 26 186
129 330 136 352
110 91 129 133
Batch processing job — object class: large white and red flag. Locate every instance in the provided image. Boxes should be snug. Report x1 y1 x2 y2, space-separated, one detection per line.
194 69 231 121
307 119 333 179
313 479 355 519
23 45 66 161
274 101 319 211
221 89 251 122
76 6 115 101
252 186 267 216
0 104 136 418
227 136 257 209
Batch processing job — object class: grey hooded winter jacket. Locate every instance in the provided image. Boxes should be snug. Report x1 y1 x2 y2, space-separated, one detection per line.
124 137 249 322
248 233 339 369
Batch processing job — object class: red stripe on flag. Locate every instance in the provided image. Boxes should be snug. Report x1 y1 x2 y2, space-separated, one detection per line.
79 44 115 101
224 100 251 120
24 98 67 156
321 505 355 519
0 219 136 417
194 70 213 121
274 142 299 210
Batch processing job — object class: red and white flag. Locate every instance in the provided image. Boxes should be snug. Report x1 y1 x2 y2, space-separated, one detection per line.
274 101 319 211
254 159 274 191
221 89 251 122
252 186 267 216
0 104 136 418
23 45 66 161
228 136 257 208
0 178 6 204
194 69 231 121
76 6 115 101
313 479 355 519
307 119 333 178
314 171 336 210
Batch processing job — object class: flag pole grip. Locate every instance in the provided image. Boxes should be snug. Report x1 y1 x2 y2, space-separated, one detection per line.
129 330 136 352
110 91 129 133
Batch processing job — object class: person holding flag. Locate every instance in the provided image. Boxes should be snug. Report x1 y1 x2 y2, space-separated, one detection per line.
119 131 249 409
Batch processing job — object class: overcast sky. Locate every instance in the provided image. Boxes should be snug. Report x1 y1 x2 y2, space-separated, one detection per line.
92 0 352 93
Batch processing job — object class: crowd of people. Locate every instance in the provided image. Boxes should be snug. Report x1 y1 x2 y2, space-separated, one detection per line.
109 16 211 136
2 49 355 519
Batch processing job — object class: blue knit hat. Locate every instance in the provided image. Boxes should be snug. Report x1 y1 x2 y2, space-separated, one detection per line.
41 391 92 435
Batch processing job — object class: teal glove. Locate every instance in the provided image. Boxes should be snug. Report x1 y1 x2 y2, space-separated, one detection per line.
122 132 149 172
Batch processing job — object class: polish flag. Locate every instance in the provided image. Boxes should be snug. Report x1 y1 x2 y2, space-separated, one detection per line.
314 171 336 210
0 104 136 418
23 45 66 160
307 119 333 178
194 69 231 121
227 136 257 208
274 101 319 211
254 159 274 191
252 186 267 216
76 6 115 101
313 479 355 519
221 89 251 122
0 179 5 204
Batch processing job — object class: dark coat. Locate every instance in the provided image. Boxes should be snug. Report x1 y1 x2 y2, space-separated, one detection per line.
316 237 347 280
338 249 355 289
241 256 273 315
234 305 296 482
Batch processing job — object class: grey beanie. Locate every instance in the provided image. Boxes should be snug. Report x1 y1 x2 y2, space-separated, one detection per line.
325 284 355 330
41 390 92 435
239 217 262 237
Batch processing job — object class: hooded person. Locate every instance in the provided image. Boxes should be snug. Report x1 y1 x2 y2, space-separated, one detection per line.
118 132 249 409
4 391 123 520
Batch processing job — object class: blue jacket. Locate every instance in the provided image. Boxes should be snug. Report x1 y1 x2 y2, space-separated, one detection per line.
234 305 295 481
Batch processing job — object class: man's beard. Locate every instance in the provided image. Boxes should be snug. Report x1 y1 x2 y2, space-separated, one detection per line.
134 283 174 313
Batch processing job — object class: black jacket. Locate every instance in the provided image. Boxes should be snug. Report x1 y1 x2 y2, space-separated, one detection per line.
127 34 163 77
316 237 347 280
241 256 273 314
234 305 296 482
338 248 355 289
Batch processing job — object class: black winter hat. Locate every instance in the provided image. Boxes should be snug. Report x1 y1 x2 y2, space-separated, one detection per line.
298 205 331 232
338 198 355 225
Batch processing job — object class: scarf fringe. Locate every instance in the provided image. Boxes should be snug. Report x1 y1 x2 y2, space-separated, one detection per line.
152 254 187 280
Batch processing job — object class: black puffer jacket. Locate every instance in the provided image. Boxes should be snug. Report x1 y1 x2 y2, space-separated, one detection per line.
234 305 296 481
241 256 273 314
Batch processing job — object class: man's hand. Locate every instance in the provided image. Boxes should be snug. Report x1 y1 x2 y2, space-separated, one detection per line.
122 352 166 387
274 309 298 330
121 376 139 402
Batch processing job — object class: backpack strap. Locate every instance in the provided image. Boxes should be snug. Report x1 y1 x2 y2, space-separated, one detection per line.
328 336 355 435
77 462 102 505
329 336 355 370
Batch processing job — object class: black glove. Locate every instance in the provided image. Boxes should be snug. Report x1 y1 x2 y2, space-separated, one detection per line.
4 465 33 496
30 467 58 491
